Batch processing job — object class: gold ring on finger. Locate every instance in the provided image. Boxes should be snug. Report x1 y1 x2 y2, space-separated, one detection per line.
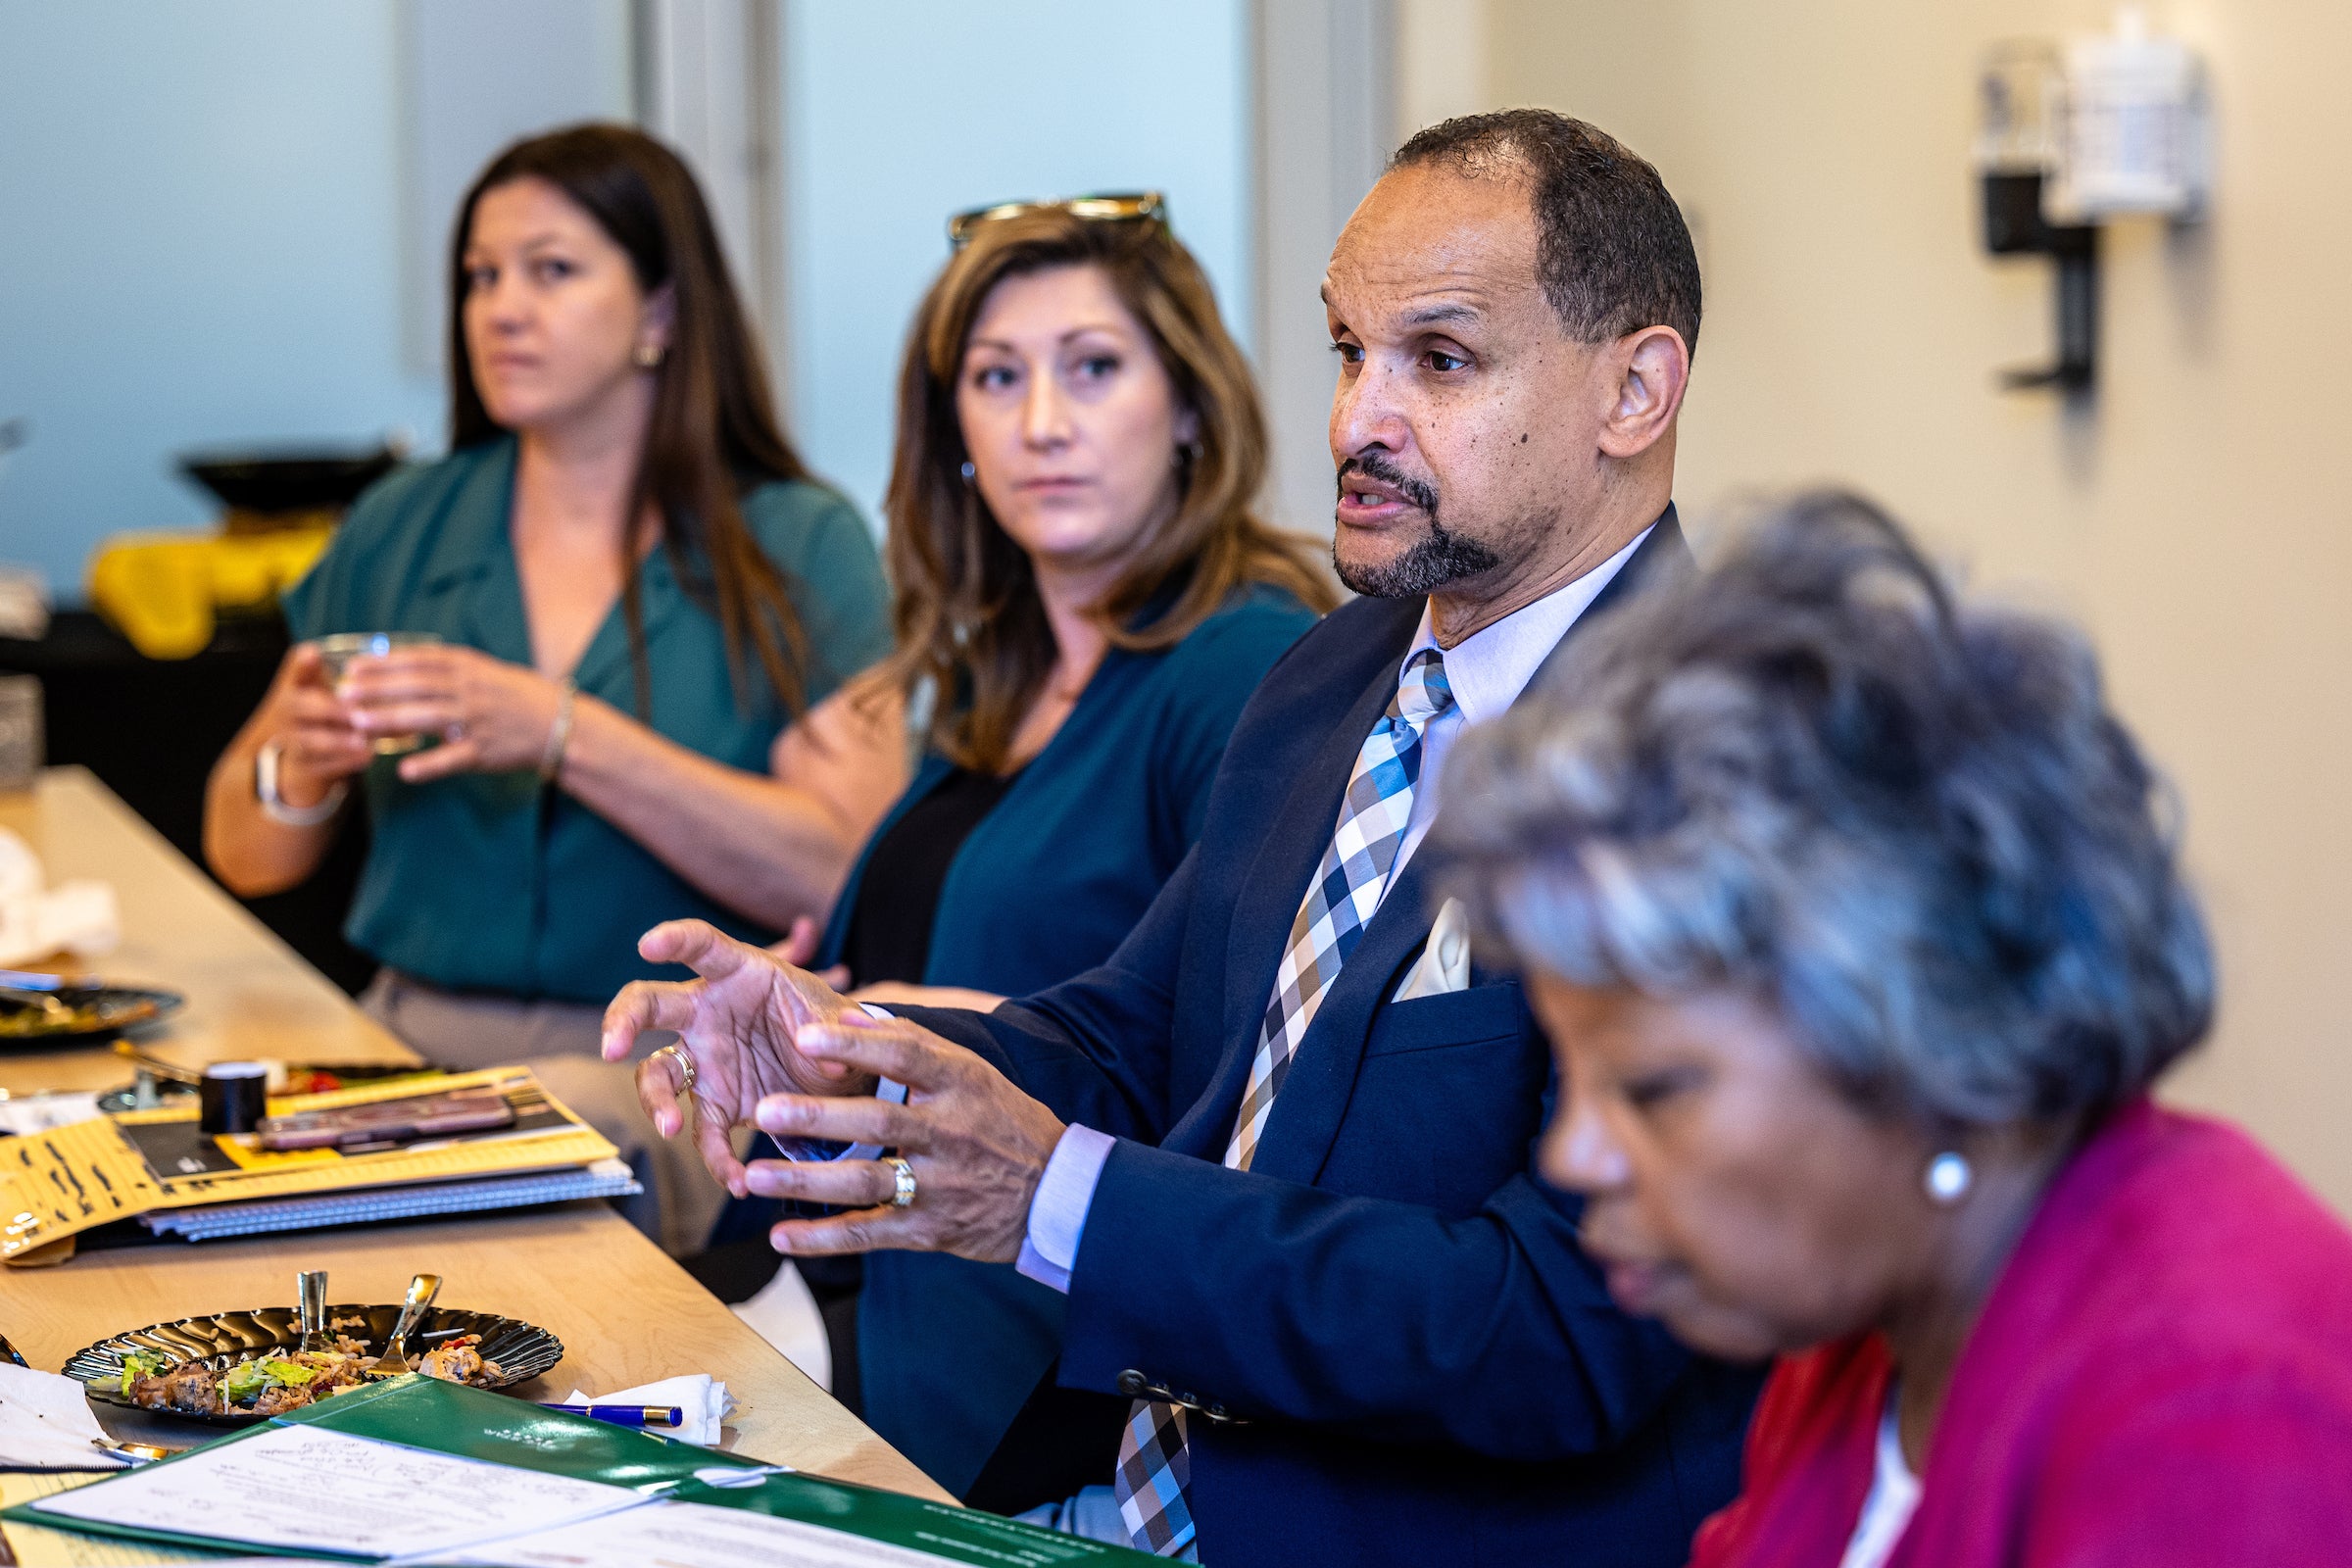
653 1043 697 1097
885 1156 916 1208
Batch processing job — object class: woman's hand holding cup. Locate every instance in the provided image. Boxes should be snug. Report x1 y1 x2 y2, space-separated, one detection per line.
331 643 566 784
267 643 374 808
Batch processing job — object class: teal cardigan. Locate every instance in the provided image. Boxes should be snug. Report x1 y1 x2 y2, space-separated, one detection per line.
818 584 1318 996
808 583 1319 1496
281 438 893 1004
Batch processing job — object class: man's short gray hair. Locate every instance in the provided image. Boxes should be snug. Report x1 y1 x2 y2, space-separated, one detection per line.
1434 491 2214 1128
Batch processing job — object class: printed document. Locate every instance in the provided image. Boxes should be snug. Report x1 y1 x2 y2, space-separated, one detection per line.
432 1496 1102 1567
28 1424 639 1559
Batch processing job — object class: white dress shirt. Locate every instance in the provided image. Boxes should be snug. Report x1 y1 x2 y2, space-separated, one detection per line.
1838 1389 1922 1568
1016 526 1653 1293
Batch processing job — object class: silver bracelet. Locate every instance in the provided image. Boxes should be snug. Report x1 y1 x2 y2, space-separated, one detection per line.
539 679 578 782
255 740 347 827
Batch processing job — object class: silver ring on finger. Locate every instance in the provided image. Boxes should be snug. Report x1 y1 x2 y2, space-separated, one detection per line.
444 719 467 742
885 1155 916 1208
652 1042 697 1097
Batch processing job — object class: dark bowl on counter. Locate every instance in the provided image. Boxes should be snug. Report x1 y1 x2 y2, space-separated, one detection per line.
178 447 400 516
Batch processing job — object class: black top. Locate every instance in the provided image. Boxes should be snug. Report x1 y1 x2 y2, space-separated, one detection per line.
838 765 1020 987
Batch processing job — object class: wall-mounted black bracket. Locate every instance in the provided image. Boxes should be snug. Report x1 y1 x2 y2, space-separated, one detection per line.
1983 171 2099 394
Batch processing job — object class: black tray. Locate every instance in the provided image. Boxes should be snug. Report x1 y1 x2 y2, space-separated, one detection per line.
0 986 181 1049
66 1302 563 1426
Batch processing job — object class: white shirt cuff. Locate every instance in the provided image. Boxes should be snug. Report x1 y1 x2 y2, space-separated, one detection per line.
1015 1123 1115 1295
840 1076 907 1163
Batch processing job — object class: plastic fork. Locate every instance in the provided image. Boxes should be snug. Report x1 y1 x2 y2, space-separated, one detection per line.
365 1272 442 1375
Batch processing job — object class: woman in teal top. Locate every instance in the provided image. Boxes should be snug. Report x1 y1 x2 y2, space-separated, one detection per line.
205 126 898 1251
274 435 890 999
697 198 1333 1505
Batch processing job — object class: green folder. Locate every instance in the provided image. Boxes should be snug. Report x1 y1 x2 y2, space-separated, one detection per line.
4 1375 1151 1564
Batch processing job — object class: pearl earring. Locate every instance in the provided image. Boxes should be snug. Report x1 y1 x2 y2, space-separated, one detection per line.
1924 1152 1973 1205
959 461 976 485
634 342 663 368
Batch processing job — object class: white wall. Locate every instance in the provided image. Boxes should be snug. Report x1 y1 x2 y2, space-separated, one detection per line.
1482 0 2352 1213
1253 0 1394 539
0 1 446 596
782 0 1253 529
401 0 634 374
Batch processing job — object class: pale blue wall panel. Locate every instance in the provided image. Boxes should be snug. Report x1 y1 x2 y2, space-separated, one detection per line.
783 0 1253 530
0 1 445 594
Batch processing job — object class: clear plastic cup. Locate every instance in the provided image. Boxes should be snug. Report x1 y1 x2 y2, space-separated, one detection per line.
315 631 442 755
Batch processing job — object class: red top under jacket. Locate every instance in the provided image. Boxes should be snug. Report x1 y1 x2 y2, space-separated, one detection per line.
1690 1097 2352 1568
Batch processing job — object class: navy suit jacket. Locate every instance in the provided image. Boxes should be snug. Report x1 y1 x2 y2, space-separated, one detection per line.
903 512 1762 1567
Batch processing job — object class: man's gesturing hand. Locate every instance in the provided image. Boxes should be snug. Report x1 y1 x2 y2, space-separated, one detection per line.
602 919 871 1199
741 1010 1066 1265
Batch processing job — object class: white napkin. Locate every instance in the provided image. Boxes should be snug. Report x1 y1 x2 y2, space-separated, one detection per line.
1392 897 1472 1002
0 1361 130 1470
0 568 50 642
0 827 119 967
562 1373 735 1446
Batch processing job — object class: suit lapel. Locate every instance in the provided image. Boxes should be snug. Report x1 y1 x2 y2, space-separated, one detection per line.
1161 601 1422 1159
1232 506 1696 1184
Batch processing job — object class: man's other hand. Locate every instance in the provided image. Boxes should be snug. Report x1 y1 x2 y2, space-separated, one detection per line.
740 1010 1066 1264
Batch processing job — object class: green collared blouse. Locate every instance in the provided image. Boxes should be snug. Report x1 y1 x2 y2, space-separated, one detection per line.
280 438 893 1004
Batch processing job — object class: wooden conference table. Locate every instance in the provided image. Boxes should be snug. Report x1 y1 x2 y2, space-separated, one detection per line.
0 768 949 1501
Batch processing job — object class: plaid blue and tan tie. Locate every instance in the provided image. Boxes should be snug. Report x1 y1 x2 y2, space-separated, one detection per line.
1111 648 1455 1557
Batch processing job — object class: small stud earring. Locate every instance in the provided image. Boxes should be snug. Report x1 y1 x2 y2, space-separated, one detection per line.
634 342 663 368
959 461 977 485
1924 1152 1973 1205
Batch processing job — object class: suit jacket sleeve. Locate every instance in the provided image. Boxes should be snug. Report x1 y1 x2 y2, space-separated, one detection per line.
906 956 1695 1462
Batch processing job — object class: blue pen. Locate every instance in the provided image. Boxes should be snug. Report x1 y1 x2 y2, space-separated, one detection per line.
537 1402 685 1429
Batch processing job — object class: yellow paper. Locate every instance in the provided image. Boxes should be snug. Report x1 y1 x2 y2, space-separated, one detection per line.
206 1136 342 1172
0 1068 613 1258
0 1117 165 1259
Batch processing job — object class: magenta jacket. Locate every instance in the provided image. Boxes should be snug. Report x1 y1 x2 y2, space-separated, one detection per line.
1691 1099 2352 1567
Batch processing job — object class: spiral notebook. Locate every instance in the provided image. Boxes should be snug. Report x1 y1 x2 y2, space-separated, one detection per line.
138 1157 643 1242
1 1068 619 1258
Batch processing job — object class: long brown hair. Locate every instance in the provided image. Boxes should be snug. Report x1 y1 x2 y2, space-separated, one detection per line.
884 209 1336 773
449 122 811 717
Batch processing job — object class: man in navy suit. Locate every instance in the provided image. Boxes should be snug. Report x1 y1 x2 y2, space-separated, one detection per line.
606 111 1760 1565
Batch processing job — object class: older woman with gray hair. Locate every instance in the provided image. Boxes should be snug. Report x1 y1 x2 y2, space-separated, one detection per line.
1434 492 2352 1568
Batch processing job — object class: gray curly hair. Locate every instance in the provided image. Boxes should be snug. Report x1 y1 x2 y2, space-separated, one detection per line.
1434 491 2214 1127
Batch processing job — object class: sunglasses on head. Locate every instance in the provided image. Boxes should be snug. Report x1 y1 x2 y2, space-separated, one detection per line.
947 191 1167 249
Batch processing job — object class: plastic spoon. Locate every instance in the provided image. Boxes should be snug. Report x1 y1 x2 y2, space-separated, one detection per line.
296 1269 329 1353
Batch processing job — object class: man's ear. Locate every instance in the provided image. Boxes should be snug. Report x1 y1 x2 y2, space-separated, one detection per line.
1596 325 1690 461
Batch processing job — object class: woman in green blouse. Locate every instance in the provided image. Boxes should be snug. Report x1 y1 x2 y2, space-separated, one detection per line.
204 125 897 1251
